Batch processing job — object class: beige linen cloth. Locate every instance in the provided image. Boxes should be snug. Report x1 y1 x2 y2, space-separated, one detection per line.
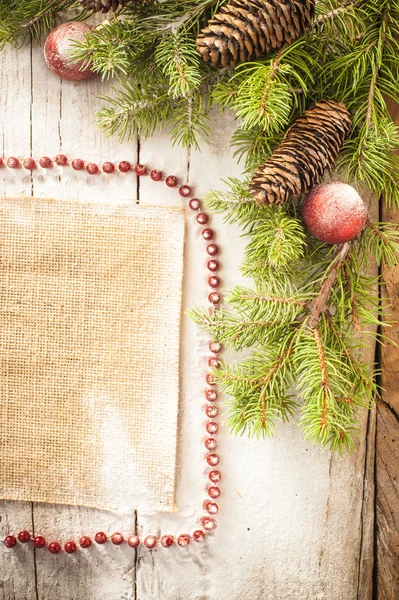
0 197 185 513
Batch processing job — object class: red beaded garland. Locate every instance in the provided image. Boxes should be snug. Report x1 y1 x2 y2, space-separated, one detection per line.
111 532 124 545
150 169 163 181
207 260 220 272
4 535 17 548
102 162 115 174
135 164 148 176
39 156 52 168
205 388 218 402
208 486 221 499
189 198 201 210
206 405 218 418
192 530 205 542
202 228 214 240
7 157 19 169
119 161 131 173
209 470 222 483
72 158 84 171
179 185 191 197
205 438 217 451
207 453 220 467
127 535 140 548
23 158 36 170
177 534 190 547
165 175 178 187
55 154 68 166
196 212 209 225
18 530 31 543
160 535 174 548
48 542 61 554
33 536 46 549
143 535 157 549
64 541 77 554
86 163 99 175
79 536 92 548
95 532 107 545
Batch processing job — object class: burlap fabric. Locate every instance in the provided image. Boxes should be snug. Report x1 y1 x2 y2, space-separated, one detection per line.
0 197 185 513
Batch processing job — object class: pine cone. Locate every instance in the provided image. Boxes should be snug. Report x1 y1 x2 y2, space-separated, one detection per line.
196 0 316 69
79 0 129 12
250 100 352 205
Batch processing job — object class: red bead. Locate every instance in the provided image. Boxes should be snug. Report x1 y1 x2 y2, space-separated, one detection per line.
177 534 190 547
208 292 221 305
189 198 201 210
208 486 221 499
207 453 220 467
4 535 17 548
204 500 219 515
135 164 147 176
206 405 218 418
111 532 124 545
7 157 19 169
207 244 219 256
23 158 36 170
208 356 221 368
206 373 217 386
209 470 222 483
206 421 219 434
86 163 99 175
79 536 92 548
160 535 174 548
64 541 77 554
192 530 205 542
209 341 222 353
207 260 220 272
208 276 220 289
102 162 115 174
48 542 61 554
55 154 68 166
33 536 46 549
39 156 52 168
143 535 157 549
205 389 218 402
150 169 163 181
196 212 209 225
179 185 191 197
202 228 214 240
72 158 84 170
205 438 217 451
127 535 140 548
95 531 107 544
201 517 216 530
0 158 3 167
119 161 131 173
165 175 178 187
18 531 31 544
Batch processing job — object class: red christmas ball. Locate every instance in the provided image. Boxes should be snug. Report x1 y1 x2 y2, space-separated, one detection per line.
302 183 368 245
44 22 94 81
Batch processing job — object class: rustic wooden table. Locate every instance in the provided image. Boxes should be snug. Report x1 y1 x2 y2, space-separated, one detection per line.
0 41 384 600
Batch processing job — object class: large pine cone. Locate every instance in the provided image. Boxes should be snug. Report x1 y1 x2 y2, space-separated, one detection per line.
250 100 352 205
196 0 316 69
79 0 129 12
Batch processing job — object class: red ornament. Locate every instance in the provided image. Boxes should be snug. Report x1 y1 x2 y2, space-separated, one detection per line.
18 530 31 543
111 532 124 545
23 158 36 170
55 154 68 166
201 517 216 530
208 486 221 499
206 405 218 418
202 228 214 240
150 169 163 181
33 536 46 549
207 244 219 256
197 212 209 225
206 421 219 434
135 164 147 176
127 535 140 548
209 470 221 483
205 438 217 451
302 183 368 244
160 535 174 548
165 175 178 187
4 535 17 548
39 156 52 168
207 453 220 467
72 158 84 170
143 535 157 549
102 162 115 174
7 157 19 169
209 340 222 353
208 276 220 289
204 500 219 514
179 185 191 197
95 531 107 544
119 161 131 173
205 388 218 402
208 292 221 305
44 22 94 81
177 534 190 547
64 541 77 554
79 536 92 548
207 260 220 273
86 163 99 175
208 356 221 368
48 542 61 554
189 198 201 210
192 530 205 542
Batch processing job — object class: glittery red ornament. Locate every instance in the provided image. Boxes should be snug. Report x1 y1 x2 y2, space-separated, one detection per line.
44 22 94 81
302 183 368 245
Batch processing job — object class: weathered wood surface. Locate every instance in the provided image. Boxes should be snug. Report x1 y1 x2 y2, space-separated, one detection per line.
0 40 382 600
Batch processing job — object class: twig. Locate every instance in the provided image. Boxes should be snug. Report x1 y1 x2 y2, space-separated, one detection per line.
307 242 351 328
313 325 330 430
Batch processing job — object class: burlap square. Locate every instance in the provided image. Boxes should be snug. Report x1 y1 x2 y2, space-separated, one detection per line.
0 197 185 513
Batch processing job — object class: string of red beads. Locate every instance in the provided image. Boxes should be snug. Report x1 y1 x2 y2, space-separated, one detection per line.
1 156 222 553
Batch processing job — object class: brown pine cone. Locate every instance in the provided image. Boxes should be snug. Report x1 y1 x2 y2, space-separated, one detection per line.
196 0 316 69
250 100 352 205
79 0 129 12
